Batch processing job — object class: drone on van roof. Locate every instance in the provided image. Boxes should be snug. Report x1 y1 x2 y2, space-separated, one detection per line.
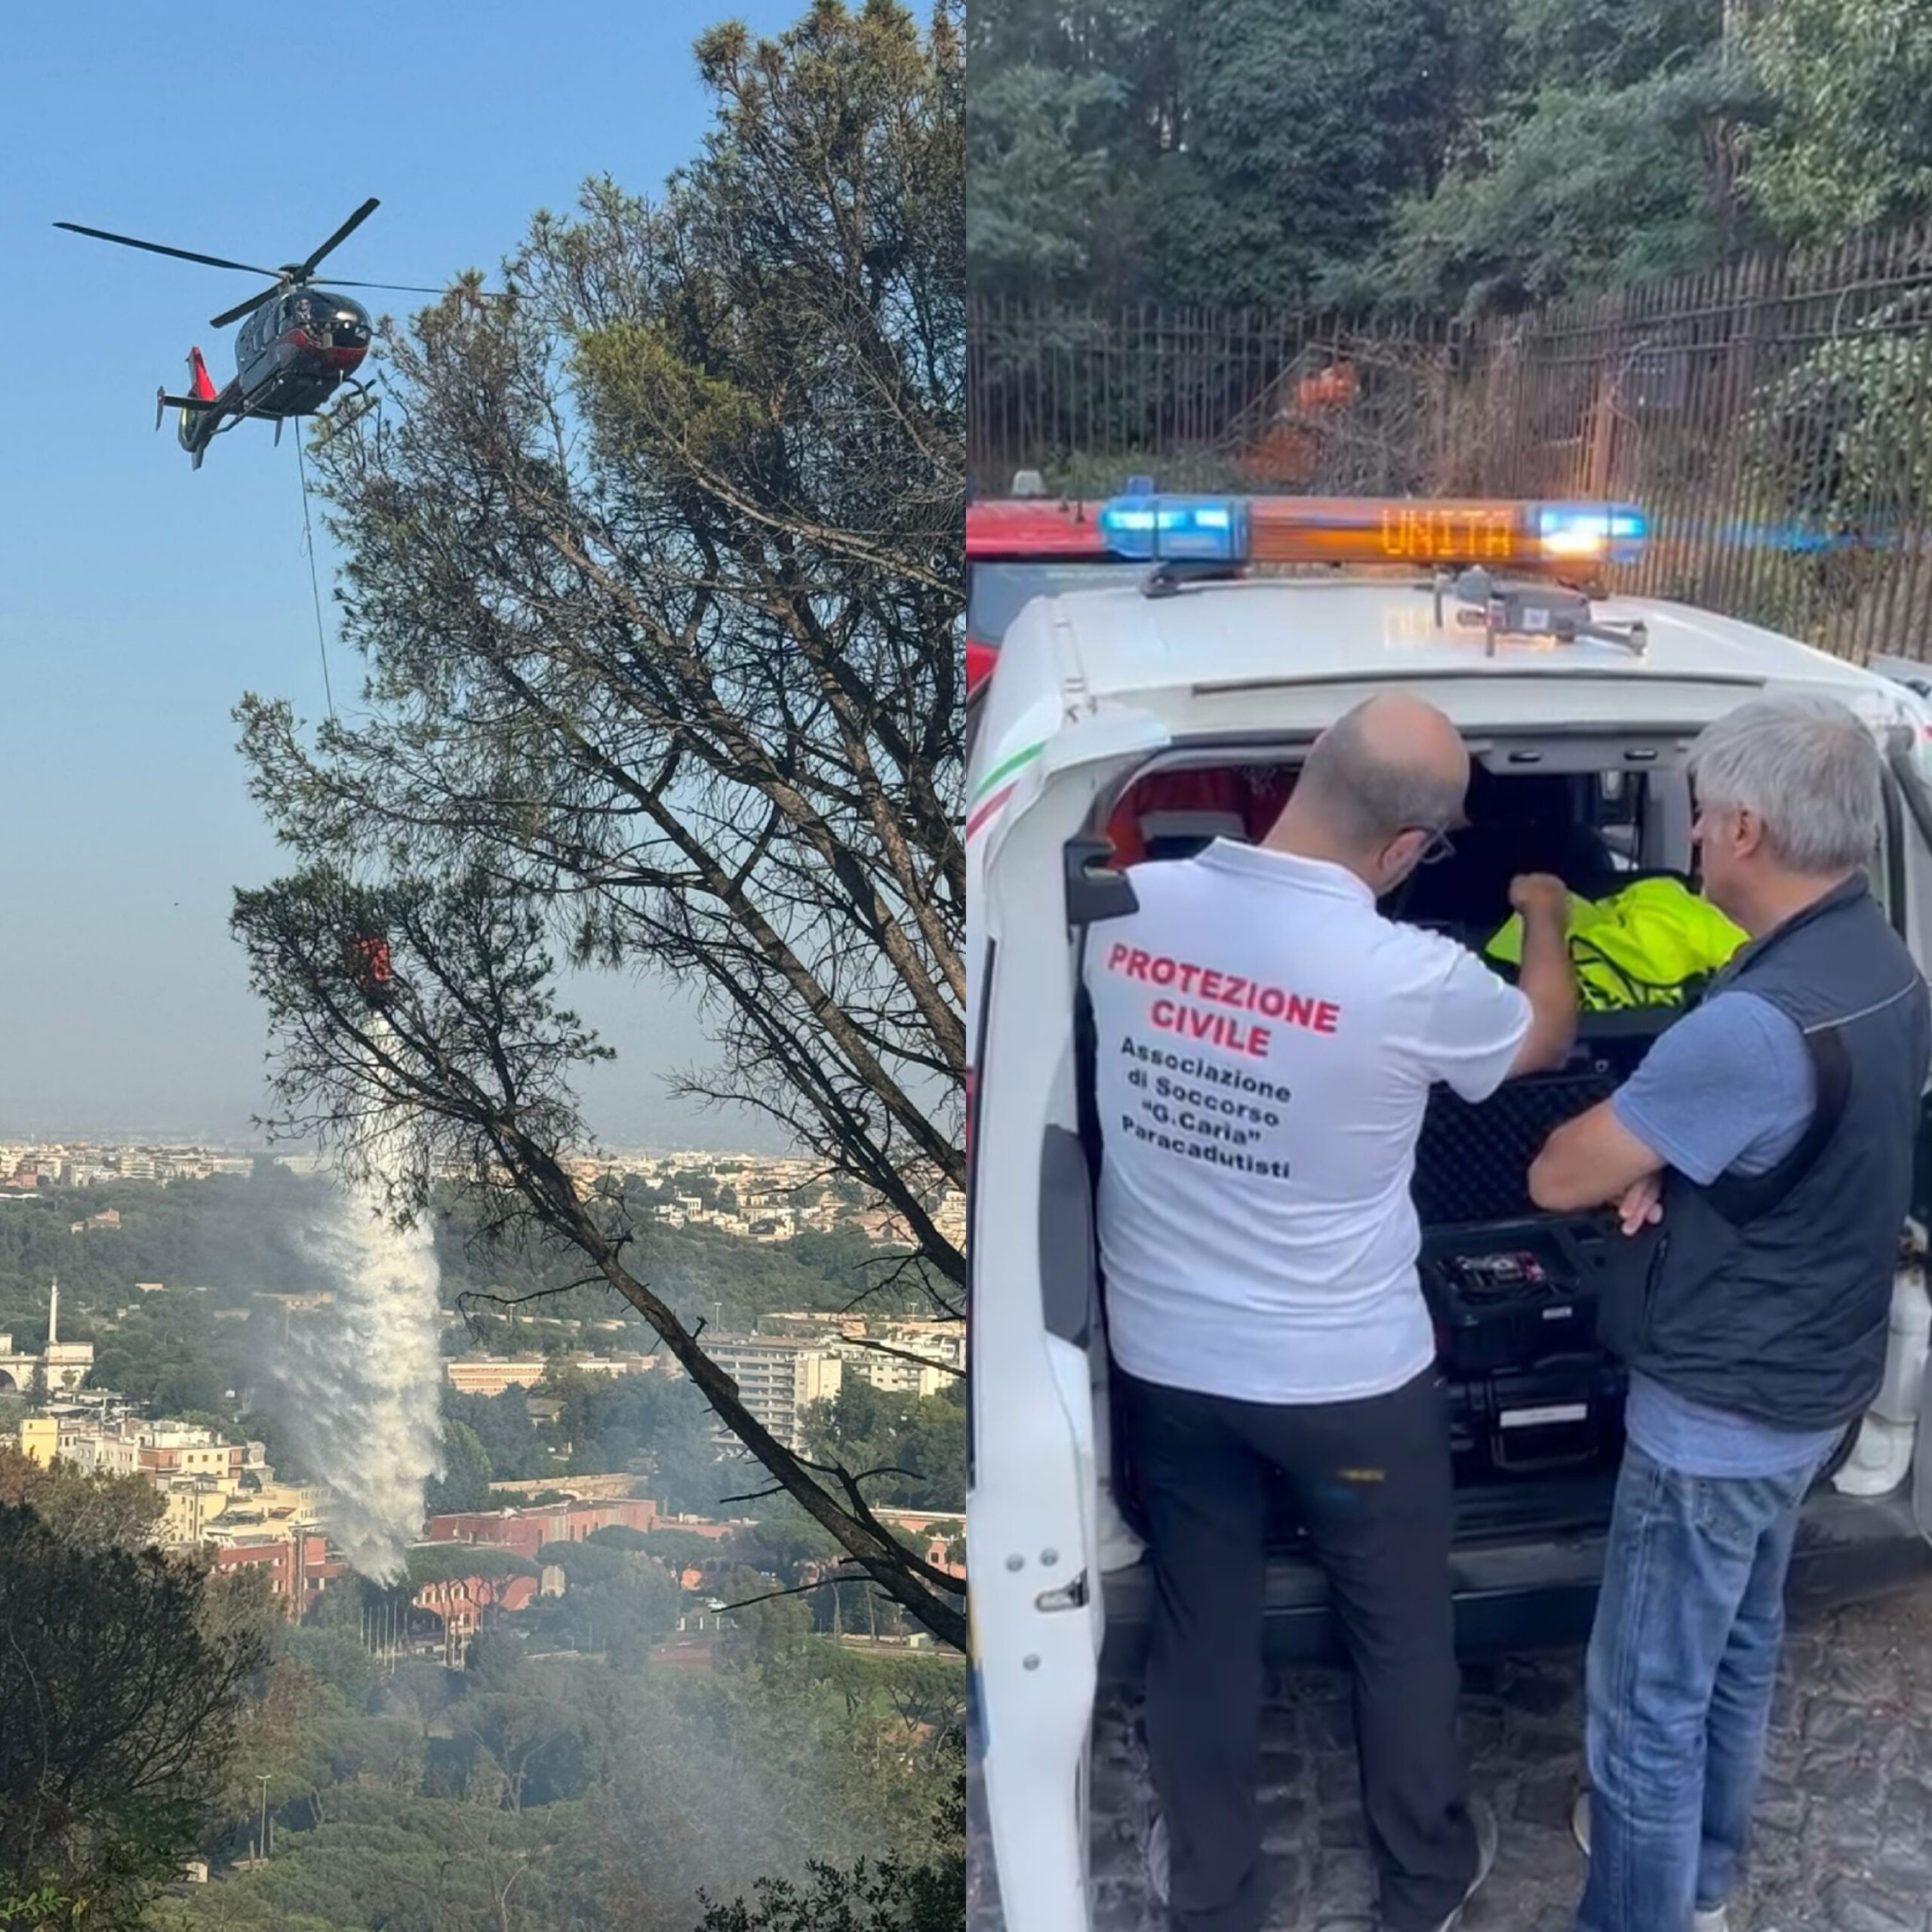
55 198 480 469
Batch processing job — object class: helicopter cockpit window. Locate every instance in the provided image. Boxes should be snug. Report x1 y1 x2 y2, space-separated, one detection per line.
304 292 371 346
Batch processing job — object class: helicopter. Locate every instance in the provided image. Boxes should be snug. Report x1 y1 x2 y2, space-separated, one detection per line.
55 198 459 469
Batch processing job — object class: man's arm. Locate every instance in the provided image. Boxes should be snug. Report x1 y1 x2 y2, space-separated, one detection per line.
1506 873 1579 1078
1529 993 1812 1221
1528 1101 1664 1214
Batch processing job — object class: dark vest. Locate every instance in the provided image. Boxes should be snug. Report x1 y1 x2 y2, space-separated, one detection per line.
1599 875 1930 1431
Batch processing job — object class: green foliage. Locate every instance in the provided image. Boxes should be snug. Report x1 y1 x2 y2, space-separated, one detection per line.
1156 0 1469 309
402 1543 537 1589
585 1521 652 1552
722 1512 842 1587
700 1724 964 1932
1743 0 1932 242
801 1379 967 1512
528 1539 682 1665
0 1883 91 1932
423 1417 494 1515
644 1527 726 1574
697 1856 963 1932
151 1641 957 1932
1745 315 1932 527
0 1446 164 1552
966 63 1126 296
0 1503 266 1927
280 1625 382 1711
718 1564 816 1667
968 0 1932 316
1349 52 1749 314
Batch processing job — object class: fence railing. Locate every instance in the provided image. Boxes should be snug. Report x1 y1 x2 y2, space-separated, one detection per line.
968 224 1932 660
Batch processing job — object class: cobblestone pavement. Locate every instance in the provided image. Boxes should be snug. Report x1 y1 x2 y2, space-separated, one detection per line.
970 1583 1932 1932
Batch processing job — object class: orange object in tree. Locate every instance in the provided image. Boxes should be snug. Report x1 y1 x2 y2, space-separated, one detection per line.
344 934 395 1004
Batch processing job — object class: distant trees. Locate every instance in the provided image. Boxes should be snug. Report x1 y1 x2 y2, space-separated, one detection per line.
968 0 1932 315
699 1726 965 1932
641 1527 721 1575
145 1626 963 1932
423 1417 495 1515
232 0 964 1650
531 1539 681 1664
802 1380 968 1512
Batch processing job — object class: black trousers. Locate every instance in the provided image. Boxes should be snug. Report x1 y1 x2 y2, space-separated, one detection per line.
1120 1364 1478 1932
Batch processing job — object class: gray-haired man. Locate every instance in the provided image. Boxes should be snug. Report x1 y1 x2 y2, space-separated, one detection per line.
1530 694 1930 1932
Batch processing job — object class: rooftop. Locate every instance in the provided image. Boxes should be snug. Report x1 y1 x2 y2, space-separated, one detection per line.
1024 577 1921 715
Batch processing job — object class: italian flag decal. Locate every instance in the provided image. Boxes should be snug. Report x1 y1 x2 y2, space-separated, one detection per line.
966 740 1045 844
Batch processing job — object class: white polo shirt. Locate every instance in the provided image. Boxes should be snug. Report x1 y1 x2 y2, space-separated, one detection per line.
1089 841 1532 1404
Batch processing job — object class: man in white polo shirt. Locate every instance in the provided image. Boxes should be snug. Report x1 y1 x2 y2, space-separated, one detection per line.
1090 693 1577 1932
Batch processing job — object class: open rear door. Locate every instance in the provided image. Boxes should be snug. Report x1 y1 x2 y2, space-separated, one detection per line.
1878 731 1932 1545
968 711 1163 1932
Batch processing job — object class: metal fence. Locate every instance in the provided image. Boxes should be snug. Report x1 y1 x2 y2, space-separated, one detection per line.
968 224 1932 660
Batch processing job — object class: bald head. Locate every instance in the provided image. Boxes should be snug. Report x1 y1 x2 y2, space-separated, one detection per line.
1287 694 1470 857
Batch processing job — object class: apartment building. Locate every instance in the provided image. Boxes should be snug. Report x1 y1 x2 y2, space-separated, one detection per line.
707 1335 843 1453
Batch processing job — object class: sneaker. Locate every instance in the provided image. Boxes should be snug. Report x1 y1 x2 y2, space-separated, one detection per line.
1571 1792 1728 1931
1414 1793 1499 1932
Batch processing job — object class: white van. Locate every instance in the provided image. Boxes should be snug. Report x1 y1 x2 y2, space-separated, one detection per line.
964 495 1932 1932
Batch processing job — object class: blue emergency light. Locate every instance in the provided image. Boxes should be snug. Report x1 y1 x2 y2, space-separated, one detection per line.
1098 495 1250 564
1537 504 1648 564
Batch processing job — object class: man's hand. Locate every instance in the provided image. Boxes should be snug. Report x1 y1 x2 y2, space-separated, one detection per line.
1614 1171 1664 1236
1509 872 1571 923
1503 873 1579 1076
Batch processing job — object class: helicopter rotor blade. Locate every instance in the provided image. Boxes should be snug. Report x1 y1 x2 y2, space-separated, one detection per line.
209 285 281 331
322 278 510 300
301 198 380 275
54 221 281 279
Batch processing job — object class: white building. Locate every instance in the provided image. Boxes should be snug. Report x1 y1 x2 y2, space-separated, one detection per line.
707 1336 844 1453
0 1281 95 1395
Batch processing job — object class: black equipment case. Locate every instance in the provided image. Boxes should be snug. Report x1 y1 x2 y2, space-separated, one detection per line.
1410 1017 1674 1481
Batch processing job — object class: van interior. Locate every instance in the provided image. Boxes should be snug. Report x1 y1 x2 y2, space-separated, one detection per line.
1076 739 1872 1561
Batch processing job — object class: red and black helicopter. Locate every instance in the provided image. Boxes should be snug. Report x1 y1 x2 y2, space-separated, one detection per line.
55 198 456 468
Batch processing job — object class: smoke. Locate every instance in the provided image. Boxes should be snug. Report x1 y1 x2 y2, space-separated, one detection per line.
266 1154 445 1583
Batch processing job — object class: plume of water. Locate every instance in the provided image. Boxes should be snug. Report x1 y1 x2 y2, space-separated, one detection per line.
267 1137 445 1583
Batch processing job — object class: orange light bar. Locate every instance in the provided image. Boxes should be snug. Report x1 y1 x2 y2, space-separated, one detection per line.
1244 498 1634 570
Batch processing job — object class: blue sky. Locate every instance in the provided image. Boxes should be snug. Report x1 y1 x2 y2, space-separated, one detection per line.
1 0 807 1148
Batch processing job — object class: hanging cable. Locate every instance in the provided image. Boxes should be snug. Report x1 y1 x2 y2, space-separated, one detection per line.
295 431 337 721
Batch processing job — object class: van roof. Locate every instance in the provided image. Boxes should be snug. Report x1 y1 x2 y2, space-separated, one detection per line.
1029 576 1899 707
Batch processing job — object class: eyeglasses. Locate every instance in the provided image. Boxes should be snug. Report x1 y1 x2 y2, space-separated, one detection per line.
1400 824 1460 866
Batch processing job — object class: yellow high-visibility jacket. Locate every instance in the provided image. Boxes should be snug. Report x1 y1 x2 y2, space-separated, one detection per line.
1484 876 1747 1014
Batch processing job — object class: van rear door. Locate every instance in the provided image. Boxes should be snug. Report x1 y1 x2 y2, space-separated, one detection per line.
969 710 1164 1932
1879 725 1932 1547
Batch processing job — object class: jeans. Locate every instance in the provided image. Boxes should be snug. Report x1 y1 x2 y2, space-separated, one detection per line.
1577 1440 1825 1932
1120 1367 1478 1932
